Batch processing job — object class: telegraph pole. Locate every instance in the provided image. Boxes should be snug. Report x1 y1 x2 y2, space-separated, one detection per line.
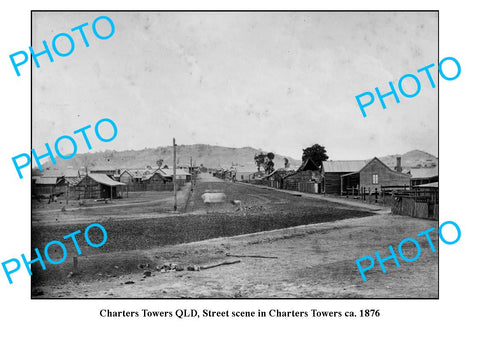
173 138 177 211
190 156 194 191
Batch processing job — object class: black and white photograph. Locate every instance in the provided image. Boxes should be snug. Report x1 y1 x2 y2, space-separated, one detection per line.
29 11 439 299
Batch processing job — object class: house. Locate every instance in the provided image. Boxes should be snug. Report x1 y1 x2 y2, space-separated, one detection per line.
321 160 368 194
75 173 126 199
141 170 173 191
283 158 322 193
119 169 135 184
409 167 438 187
340 157 411 195
33 177 61 196
235 164 260 182
142 170 170 184
249 170 265 181
35 169 81 198
159 168 191 183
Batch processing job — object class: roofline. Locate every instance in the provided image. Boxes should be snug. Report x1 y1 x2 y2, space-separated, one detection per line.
357 157 411 177
339 157 411 178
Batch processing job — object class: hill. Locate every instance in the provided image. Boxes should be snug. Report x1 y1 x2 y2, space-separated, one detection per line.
379 150 438 169
38 145 437 173
39 144 302 172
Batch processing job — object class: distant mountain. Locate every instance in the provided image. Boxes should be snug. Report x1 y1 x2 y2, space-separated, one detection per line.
379 149 438 169
38 144 437 174
39 144 302 172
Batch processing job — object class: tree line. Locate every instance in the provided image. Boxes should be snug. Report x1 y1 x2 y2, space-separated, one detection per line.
254 144 329 174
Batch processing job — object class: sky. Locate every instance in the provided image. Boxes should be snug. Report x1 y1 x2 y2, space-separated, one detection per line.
32 11 438 161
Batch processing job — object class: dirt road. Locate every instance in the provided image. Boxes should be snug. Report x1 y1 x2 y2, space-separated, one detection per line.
35 213 437 298
32 174 438 298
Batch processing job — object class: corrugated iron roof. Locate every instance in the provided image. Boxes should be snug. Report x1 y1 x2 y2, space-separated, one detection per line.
87 173 126 186
35 177 58 185
160 168 190 177
143 171 167 181
415 181 438 188
409 167 438 179
323 160 368 173
65 176 83 186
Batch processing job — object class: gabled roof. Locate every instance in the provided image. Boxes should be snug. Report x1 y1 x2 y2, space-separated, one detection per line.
323 160 368 173
87 173 126 186
297 158 320 172
119 169 134 177
142 170 167 181
341 157 411 178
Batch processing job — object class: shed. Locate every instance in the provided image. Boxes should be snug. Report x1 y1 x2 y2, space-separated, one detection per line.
160 168 191 183
340 157 411 195
33 177 61 196
75 173 126 199
321 160 368 194
142 171 169 184
283 158 322 193
409 167 438 187
235 164 263 181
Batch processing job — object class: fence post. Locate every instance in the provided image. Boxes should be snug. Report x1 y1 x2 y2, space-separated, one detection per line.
73 256 78 274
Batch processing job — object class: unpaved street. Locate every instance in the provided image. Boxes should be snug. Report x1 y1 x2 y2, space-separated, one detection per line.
35 212 437 298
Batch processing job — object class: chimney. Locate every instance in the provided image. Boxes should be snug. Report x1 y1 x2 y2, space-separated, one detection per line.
395 157 402 173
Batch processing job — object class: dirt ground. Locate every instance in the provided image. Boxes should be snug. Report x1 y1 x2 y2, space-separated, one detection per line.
31 173 438 298
34 213 438 298
32 184 193 225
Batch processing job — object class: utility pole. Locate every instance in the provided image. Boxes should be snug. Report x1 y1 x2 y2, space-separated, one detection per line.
173 138 177 211
190 156 194 191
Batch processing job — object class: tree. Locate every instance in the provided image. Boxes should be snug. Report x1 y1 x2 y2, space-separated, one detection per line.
254 152 275 174
284 157 290 169
302 144 329 166
254 153 266 171
265 153 275 174
156 159 163 169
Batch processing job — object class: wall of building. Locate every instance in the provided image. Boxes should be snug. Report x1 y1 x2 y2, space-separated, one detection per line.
119 173 134 184
359 159 410 191
74 177 103 199
323 172 348 194
284 170 320 192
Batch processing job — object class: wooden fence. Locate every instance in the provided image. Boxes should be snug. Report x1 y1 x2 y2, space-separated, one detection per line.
250 179 319 194
125 182 175 192
391 187 438 220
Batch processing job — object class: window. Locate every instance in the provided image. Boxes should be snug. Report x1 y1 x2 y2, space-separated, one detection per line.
372 174 378 184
